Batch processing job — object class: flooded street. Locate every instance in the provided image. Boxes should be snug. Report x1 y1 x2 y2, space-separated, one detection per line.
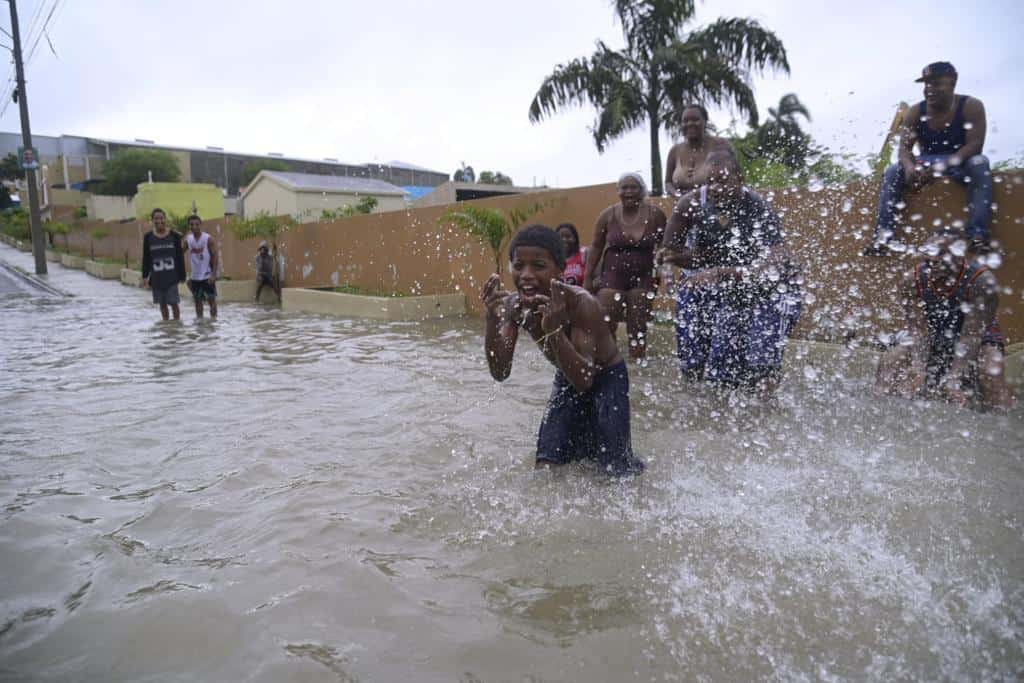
1 242 1022 681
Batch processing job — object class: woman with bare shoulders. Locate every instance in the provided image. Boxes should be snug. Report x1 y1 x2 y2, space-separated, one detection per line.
582 173 667 364
664 104 734 196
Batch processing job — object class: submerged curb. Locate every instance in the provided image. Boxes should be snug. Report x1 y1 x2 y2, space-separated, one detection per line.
282 288 465 321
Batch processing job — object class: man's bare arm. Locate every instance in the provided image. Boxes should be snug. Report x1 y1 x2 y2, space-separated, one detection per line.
657 193 697 267
949 97 986 167
664 145 679 196
898 107 921 172
208 237 219 280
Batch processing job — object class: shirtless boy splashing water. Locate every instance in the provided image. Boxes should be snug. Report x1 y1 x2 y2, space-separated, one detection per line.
482 225 644 476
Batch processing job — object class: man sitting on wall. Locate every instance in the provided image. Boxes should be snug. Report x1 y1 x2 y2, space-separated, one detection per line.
864 62 993 256
875 230 1014 411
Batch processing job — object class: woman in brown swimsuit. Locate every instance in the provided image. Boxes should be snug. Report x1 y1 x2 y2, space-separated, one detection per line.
583 173 667 363
664 104 734 196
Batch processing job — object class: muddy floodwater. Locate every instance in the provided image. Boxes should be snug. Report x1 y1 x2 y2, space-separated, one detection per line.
1 244 1022 682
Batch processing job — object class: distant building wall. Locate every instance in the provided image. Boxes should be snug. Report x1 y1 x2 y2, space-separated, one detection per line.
294 191 405 222
87 194 135 222
240 178 299 220
49 188 88 207
134 182 224 221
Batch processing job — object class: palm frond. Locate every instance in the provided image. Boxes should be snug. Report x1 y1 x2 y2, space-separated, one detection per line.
685 18 790 75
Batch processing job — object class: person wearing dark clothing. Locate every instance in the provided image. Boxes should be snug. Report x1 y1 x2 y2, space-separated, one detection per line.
255 241 280 303
583 173 667 363
141 208 186 321
875 230 1014 410
482 224 644 476
865 62 992 255
658 150 801 395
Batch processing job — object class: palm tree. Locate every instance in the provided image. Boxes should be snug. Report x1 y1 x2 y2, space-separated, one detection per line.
529 1 789 196
756 93 812 168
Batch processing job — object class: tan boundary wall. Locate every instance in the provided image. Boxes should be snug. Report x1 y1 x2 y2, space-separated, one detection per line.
48 170 1023 343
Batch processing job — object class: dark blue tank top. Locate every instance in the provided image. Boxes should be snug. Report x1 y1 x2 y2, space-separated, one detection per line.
916 96 968 155
915 260 987 385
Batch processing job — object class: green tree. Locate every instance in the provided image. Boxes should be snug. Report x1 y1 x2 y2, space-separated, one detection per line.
478 171 514 185
356 196 378 213
0 153 22 209
440 201 549 274
0 152 21 179
529 0 789 195
240 158 292 187
46 221 71 251
0 208 29 240
756 93 812 168
453 163 475 183
98 149 180 196
231 211 293 282
993 154 1024 172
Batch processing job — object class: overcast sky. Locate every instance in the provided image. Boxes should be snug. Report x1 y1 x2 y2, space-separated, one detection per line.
4 0 1022 188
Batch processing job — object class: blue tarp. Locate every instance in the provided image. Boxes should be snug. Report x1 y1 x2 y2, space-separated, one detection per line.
401 185 435 200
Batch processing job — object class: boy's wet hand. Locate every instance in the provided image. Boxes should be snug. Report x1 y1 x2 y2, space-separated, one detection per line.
541 281 568 333
481 274 509 318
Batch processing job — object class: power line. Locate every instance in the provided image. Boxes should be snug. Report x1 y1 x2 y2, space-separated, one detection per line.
0 0 62 120
26 0 62 66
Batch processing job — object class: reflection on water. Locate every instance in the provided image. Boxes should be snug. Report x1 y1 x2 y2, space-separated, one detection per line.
0 245 1022 681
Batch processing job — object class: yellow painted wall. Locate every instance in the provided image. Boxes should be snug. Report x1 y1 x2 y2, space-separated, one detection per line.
134 182 224 221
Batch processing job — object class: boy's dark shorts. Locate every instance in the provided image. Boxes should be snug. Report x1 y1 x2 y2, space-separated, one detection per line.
257 273 274 286
536 360 644 476
151 283 180 306
188 279 217 302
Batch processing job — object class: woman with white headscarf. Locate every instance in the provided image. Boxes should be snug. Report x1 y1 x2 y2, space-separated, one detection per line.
582 172 667 363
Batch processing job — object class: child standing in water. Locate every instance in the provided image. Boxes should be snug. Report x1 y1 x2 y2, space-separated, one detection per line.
141 208 186 321
481 224 644 476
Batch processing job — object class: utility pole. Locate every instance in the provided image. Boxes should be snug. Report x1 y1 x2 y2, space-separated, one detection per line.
9 0 46 274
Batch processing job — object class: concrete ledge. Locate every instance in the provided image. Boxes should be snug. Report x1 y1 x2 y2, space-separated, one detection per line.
121 268 144 287
282 288 465 320
84 260 123 279
1005 343 1024 389
783 339 1023 390
45 250 62 263
60 253 85 268
213 279 279 304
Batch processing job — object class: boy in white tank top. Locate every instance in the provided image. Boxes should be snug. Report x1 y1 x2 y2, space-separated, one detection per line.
185 215 219 318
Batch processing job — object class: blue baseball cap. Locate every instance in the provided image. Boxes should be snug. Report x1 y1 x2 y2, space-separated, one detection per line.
915 62 957 82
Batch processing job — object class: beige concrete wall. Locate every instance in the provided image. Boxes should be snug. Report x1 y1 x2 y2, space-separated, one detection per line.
84 260 122 279
87 194 135 222
49 172 1024 345
50 188 88 207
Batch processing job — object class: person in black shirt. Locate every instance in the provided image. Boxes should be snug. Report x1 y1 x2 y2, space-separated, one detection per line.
141 208 186 320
